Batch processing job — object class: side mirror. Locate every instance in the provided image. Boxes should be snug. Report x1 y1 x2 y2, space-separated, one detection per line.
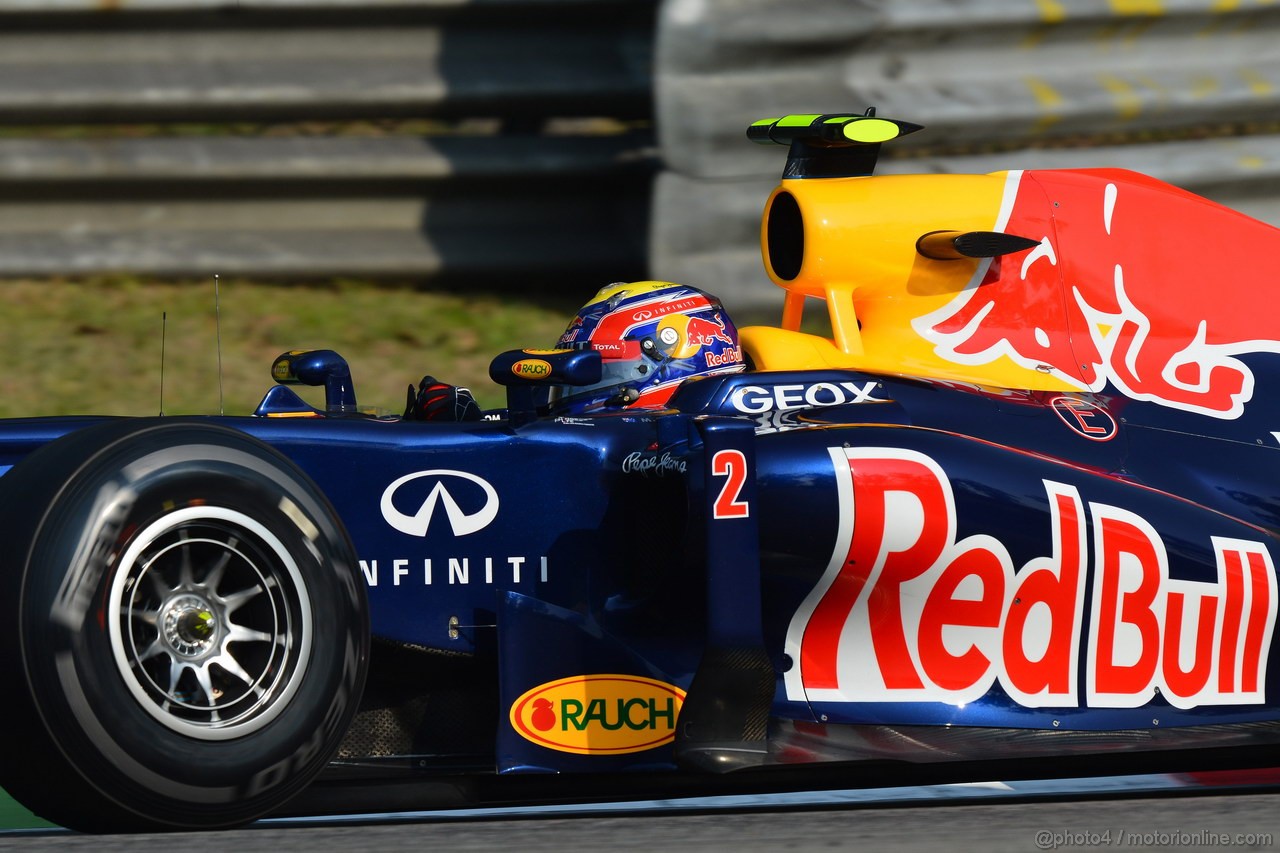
488 348 602 425
270 349 357 413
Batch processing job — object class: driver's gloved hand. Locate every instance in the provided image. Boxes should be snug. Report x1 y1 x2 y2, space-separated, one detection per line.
404 376 484 422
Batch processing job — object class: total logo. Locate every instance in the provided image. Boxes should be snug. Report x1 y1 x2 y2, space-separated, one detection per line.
509 674 686 754
591 341 632 357
784 448 1278 710
730 380 882 414
381 470 498 538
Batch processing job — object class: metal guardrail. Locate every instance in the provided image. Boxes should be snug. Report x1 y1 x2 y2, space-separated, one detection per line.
8 0 1280 296
0 135 655 278
651 0 1280 308
0 0 657 282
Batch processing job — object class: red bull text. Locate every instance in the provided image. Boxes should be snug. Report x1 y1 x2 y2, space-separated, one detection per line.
784 448 1278 711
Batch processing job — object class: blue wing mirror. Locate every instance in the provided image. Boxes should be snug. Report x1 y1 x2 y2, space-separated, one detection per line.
268 349 358 413
488 348 602 425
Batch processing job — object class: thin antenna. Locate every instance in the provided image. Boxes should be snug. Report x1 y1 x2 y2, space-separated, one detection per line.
160 311 167 417
215 274 224 415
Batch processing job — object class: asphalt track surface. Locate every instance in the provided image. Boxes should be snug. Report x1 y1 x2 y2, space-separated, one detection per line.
3 786 1280 852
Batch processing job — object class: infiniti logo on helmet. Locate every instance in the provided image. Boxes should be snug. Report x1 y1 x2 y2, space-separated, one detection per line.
380 470 499 538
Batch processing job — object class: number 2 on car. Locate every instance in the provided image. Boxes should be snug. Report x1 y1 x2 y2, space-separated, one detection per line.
712 449 750 519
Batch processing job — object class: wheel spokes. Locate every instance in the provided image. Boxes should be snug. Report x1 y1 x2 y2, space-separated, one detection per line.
167 658 186 696
111 513 308 738
212 652 261 695
202 557 228 593
220 586 264 614
147 569 171 600
193 663 218 708
226 623 273 644
133 607 160 628
177 531 195 589
137 636 168 664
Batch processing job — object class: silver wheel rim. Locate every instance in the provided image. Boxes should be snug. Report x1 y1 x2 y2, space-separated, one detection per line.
107 506 313 740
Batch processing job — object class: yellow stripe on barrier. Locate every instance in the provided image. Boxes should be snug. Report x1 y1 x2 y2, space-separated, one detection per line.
1035 0 1067 23
1098 73 1143 121
1025 77 1064 133
1191 75 1222 99
1240 68 1274 97
1109 0 1165 15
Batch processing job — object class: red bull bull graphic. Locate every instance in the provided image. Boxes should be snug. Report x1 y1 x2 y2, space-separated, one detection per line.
914 169 1280 419
784 448 1278 712
685 315 734 347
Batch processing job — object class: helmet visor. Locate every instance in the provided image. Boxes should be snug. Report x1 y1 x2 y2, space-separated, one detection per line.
547 343 655 412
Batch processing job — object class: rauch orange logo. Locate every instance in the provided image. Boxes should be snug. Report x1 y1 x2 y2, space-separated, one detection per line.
511 358 552 379
509 674 686 754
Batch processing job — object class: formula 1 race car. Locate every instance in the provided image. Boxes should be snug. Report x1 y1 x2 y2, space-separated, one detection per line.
5 111 1280 832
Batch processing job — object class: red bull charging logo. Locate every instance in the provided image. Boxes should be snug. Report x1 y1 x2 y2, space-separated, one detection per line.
913 169 1280 419
684 314 734 348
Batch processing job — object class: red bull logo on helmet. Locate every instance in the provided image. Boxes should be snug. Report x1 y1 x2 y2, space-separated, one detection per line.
685 314 734 347
913 169 1280 419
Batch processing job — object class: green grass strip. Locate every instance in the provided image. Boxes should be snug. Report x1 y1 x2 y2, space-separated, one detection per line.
0 789 56 830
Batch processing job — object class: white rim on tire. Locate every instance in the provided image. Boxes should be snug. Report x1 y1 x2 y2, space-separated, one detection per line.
107 506 313 740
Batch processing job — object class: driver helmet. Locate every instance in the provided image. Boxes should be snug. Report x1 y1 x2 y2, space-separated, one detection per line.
549 281 744 415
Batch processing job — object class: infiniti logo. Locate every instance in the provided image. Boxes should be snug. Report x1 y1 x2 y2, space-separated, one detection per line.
380 470 499 538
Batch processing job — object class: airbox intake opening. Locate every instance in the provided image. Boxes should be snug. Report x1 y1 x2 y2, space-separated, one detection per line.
766 190 804 281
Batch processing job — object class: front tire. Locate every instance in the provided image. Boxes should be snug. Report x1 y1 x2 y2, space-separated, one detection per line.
0 419 368 832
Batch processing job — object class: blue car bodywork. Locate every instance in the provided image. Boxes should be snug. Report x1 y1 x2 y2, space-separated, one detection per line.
6 358 1277 771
